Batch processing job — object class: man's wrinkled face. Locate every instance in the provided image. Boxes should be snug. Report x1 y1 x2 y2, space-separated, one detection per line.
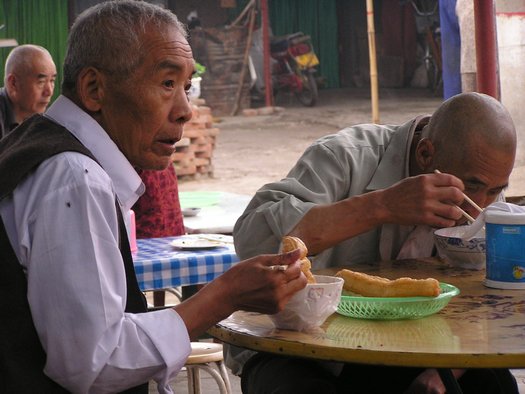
98 27 195 170
440 138 514 222
10 53 56 118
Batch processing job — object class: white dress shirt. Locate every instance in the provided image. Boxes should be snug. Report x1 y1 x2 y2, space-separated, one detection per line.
0 95 190 393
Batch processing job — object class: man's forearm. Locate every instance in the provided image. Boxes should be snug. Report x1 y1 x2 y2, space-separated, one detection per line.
172 278 233 340
289 191 388 255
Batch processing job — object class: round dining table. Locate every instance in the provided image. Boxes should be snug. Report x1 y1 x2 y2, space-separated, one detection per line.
209 258 525 392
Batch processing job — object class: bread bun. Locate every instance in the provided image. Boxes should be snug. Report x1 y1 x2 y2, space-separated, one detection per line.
280 236 316 283
336 269 440 297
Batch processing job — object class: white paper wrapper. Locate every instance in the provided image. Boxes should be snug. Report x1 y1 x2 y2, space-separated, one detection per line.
269 275 343 332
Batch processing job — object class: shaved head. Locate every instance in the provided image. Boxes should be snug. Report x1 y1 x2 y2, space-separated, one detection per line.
424 92 516 167
414 92 517 212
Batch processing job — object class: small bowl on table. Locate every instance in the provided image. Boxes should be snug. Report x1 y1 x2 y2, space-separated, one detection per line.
434 226 486 270
182 207 201 217
269 275 344 332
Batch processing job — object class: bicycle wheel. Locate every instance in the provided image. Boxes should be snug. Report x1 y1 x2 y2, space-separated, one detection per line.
295 71 318 107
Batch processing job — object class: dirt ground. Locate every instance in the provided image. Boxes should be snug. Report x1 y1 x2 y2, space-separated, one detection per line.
178 87 444 196
178 87 525 198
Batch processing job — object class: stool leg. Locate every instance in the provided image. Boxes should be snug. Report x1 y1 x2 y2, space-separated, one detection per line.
217 361 232 394
153 291 165 306
186 366 195 394
195 364 228 394
193 367 202 394
187 366 203 394
186 366 193 394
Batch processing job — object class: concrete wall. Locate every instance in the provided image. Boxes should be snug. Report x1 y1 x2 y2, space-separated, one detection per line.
498 13 525 165
496 1 525 196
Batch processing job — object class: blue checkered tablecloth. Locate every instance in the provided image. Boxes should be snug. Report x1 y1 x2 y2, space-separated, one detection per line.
132 236 239 291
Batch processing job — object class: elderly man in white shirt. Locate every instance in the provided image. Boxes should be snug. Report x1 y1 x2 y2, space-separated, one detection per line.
0 2 306 393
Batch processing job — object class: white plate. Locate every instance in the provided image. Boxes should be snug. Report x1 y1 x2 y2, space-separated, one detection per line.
170 234 233 250
182 207 201 217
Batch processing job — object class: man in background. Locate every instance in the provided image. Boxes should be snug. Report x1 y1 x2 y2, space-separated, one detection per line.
439 0 461 98
0 44 56 137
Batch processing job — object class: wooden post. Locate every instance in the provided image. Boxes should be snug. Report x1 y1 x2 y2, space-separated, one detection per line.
473 0 499 100
231 6 256 116
366 0 379 123
261 0 274 107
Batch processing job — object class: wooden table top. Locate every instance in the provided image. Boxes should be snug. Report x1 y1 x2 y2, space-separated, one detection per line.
209 258 525 368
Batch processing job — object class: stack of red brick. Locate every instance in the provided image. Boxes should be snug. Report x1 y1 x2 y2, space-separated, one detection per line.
172 104 219 179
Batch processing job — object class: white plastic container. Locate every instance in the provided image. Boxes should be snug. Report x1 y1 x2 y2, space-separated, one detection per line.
188 77 202 100
128 209 138 253
484 211 525 289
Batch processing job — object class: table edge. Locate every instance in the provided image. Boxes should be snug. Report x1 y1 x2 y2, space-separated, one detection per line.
208 324 525 369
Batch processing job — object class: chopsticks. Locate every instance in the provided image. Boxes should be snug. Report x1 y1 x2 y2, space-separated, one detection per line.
458 191 484 214
455 206 476 224
434 169 483 222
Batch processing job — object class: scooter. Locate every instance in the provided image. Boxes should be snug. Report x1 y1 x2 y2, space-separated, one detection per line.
250 31 320 107
269 32 319 106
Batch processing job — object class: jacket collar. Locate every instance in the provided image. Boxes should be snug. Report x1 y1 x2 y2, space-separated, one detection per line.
45 95 144 210
366 115 430 191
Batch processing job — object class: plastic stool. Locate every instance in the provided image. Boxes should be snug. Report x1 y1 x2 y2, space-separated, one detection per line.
185 342 232 394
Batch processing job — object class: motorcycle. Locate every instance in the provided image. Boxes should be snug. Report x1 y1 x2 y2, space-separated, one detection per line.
251 31 320 107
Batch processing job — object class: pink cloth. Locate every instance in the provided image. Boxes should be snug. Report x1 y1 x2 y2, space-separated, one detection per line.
133 166 185 238
129 210 138 252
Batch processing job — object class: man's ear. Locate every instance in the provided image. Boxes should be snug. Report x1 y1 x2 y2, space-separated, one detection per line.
6 74 18 98
76 67 104 113
414 138 435 170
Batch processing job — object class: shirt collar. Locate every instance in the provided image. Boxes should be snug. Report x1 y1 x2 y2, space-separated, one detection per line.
45 95 144 210
366 115 430 191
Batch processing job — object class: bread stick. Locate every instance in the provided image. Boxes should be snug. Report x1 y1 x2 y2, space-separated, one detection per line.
280 236 316 283
335 269 440 297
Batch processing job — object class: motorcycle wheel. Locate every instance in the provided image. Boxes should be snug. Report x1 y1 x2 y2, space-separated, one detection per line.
295 71 318 107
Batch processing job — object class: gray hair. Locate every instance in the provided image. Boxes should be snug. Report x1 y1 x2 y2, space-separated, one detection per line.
62 0 187 95
4 44 53 85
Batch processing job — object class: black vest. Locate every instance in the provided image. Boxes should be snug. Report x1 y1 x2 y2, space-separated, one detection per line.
0 115 148 393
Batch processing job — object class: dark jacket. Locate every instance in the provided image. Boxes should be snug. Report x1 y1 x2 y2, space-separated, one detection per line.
0 87 17 139
0 115 148 393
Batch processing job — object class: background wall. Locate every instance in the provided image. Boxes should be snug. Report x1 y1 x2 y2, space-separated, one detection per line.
496 0 525 195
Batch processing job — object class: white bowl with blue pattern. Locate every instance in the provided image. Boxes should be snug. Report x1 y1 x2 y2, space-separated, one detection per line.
434 226 486 270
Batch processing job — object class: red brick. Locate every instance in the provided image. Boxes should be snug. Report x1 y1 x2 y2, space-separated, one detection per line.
242 108 258 117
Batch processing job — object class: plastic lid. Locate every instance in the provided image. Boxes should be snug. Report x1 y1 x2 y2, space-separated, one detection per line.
484 278 525 289
485 211 525 225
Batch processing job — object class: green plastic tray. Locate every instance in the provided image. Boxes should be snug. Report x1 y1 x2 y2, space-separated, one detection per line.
336 283 459 320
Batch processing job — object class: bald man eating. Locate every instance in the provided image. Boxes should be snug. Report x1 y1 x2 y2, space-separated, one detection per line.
228 92 518 394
